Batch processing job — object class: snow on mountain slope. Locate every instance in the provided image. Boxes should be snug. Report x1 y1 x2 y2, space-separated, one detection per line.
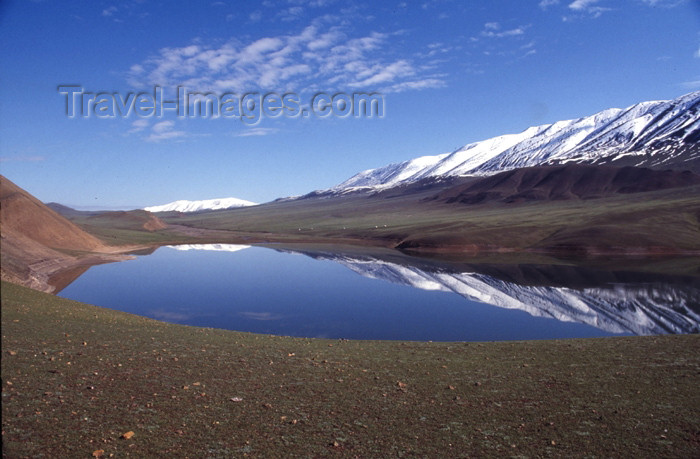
335 91 700 191
287 250 700 336
144 197 257 213
165 244 251 252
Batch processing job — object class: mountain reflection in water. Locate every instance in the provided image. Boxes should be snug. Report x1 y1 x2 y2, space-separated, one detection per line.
56 244 700 339
275 247 700 336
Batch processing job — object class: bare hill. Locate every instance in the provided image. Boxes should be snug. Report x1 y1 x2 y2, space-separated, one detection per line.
1 176 105 251
85 210 167 232
47 204 168 232
429 164 700 205
0 176 127 293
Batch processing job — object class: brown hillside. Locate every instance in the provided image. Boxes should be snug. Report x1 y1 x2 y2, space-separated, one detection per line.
430 164 700 205
0 176 129 293
0 175 105 251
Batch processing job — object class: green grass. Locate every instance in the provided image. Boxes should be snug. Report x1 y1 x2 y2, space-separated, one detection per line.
162 186 700 253
67 213 192 247
3 281 699 458
75 225 184 246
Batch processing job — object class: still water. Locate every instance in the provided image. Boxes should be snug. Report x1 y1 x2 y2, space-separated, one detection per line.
58 244 700 341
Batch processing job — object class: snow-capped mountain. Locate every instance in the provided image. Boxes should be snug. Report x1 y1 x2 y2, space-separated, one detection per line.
144 197 257 213
335 91 700 191
283 249 700 336
165 244 251 252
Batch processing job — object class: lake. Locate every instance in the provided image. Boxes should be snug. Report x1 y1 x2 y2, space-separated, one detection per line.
57 244 700 341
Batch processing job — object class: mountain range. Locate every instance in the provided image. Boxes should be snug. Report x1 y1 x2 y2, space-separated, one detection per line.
139 92 698 212
331 91 700 193
3 92 700 294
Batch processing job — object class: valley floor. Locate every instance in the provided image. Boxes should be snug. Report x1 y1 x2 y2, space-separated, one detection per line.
2 281 699 458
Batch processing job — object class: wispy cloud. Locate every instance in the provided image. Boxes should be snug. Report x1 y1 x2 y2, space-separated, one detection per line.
127 18 445 94
469 22 534 61
539 0 560 9
145 120 186 142
545 0 682 20
567 0 612 18
127 119 149 134
277 6 305 22
569 0 599 9
478 22 526 39
100 1 149 23
387 78 445 93
680 79 700 89
249 10 263 22
235 127 279 137
102 6 118 17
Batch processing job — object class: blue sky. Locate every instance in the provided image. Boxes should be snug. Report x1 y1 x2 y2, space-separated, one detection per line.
1 0 699 208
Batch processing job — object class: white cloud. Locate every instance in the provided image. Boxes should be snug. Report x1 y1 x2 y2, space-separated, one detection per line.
569 0 599 10
349 60 414 87
568 0 611 17
680 79 700 89
152 120 174 133
146 121 186 142
479 22 527 39
127 119 149 134
249 10 263 22
539 0 560 9
387 78 445 93
277 6 305 22
307 30 343 50
235 127 279 137
695 46 700 58
102 6 118 17
469 22 534 61
127 19 445 94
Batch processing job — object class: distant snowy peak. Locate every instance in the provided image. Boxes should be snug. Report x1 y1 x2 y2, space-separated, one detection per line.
166 244 251 252
336 91 700 190
144 197 258 213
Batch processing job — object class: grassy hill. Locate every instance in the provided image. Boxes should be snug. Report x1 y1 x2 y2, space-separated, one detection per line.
2 281 699 457
162 180 700 256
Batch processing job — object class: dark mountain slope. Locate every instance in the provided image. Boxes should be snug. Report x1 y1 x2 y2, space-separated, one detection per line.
428 164 700 205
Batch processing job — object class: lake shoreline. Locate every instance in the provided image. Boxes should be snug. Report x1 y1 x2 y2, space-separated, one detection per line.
40 237 700 296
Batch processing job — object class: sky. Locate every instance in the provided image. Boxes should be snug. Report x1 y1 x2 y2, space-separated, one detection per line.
1 0 699 208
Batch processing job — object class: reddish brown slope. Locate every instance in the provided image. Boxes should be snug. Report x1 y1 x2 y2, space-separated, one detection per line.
0 175 105 251
0 176 127 293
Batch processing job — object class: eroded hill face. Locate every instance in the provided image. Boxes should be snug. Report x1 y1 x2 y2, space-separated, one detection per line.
1 176 105 252
0 176 115 293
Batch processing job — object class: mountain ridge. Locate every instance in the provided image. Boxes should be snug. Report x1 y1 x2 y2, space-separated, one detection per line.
333 91 700 192
427 164 700 205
